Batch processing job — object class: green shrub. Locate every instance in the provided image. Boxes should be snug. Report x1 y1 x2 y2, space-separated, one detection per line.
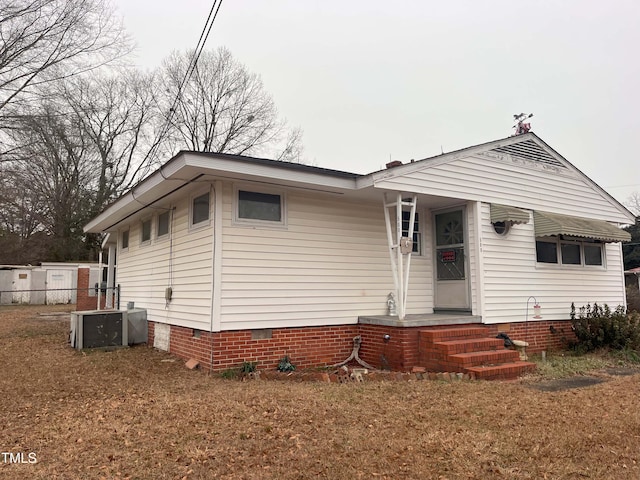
570 302 640 352
277 355 295 372
220 368 238 380
239 361 257 374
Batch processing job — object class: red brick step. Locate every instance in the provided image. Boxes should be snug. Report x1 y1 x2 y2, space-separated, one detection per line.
466 361 537 381
417 324 536 381
433 337 505 355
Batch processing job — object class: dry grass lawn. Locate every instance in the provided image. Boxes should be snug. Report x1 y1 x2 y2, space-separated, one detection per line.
1 305 640 479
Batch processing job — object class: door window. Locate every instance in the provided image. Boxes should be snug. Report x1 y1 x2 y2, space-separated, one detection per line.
435 210 465 280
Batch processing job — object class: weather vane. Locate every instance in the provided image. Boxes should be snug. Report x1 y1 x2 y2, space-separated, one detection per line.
513 113 533 135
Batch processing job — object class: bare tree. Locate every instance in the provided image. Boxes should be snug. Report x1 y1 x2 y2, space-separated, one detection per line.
57 70 163 211
1 70 160 260
625 192 640 216
1 102 95 260
158 47 303 162
0 0 129 118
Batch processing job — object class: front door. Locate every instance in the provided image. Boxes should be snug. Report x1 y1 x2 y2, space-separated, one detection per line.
434 209 470 311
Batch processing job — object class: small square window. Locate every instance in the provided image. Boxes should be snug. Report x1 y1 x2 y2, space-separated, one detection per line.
141 219 151 243
561 243 581 265
121 230 129 249
192 192 210 225
238 190 282 222
584 244 603 266
536 240 557 263
157 211 170 237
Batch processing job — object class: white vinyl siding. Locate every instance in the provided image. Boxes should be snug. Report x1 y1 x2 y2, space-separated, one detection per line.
220 184 432 330
116 190 214 329
115 181 434 332
480 203 625 324
374 153 630 223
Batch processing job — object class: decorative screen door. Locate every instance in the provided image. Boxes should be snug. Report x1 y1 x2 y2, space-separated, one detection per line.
434 209 470 311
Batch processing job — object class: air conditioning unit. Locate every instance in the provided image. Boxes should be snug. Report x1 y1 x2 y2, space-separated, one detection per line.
70 310 128 349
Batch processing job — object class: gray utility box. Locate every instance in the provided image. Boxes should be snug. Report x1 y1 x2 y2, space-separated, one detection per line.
126 308 148 345
70 308 148 349
70 310 128 349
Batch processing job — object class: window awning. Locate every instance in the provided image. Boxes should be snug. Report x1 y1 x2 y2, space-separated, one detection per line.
533 211 631 243
490 204 530 225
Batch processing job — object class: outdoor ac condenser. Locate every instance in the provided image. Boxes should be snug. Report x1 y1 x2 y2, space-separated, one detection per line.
70 310 128 349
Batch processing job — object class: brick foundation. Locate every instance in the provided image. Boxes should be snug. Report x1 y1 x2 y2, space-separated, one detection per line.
146 318 576 372
487 319 576 353
149 324 358 371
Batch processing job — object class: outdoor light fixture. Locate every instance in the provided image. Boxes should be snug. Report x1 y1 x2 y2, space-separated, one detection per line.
383 334 391 343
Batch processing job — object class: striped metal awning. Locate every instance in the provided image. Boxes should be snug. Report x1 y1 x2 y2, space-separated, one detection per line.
490 204 530 225
533 211 630 243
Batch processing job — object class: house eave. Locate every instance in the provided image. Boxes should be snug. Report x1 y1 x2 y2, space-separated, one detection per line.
84 152 362 234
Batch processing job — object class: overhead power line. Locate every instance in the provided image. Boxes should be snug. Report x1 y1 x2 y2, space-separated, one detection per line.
146 0 224 168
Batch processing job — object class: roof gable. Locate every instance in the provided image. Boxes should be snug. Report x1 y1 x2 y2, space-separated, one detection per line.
365 133 634 224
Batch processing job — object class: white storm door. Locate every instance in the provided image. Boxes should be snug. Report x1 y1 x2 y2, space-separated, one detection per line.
434 209 470 311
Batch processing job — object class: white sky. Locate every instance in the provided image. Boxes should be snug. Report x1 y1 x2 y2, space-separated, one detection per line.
112 0 640 207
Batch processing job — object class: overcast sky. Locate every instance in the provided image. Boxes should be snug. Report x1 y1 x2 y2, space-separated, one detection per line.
112 0 639 207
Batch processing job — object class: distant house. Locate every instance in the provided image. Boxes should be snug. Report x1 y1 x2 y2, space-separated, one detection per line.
84 132 633 376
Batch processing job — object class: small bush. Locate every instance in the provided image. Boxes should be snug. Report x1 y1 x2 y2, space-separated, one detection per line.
239 361 257 374
277 355 295 372
220 368 238 380
570 302 640 352
220 361 257 380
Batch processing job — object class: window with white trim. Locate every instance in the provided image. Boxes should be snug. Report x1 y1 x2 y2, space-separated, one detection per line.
236 189 284 225
536 237 604 266
140 218 152 244
191 191 210 227
157 210 170 238
121 229 129 250
402 210 421 254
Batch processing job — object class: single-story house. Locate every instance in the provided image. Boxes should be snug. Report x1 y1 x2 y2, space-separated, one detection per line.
84 132 634 378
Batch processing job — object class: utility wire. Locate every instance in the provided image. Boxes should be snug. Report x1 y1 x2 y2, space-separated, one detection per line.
147 0 224 169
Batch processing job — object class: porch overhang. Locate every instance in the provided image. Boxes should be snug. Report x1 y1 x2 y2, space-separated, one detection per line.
533 211 630 243
490 204 530 225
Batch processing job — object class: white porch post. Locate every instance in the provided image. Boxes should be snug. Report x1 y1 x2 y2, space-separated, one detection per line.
105 244 115 309
383 192 417 320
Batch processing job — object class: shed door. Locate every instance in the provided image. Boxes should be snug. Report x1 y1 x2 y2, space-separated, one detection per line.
46 270 73 304
434 209 470 311
13 270 31 304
